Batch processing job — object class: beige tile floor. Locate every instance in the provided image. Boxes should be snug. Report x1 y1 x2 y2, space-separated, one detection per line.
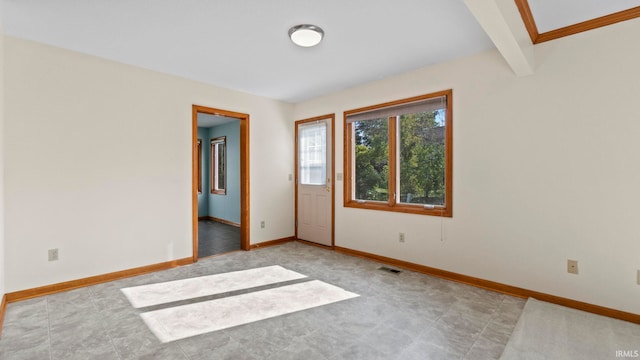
0 242 526 359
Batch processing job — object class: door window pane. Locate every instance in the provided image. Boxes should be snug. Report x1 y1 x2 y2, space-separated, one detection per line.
299 122 327 185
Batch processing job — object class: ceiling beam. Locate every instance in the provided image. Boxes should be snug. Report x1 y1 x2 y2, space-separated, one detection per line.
464 0 534 76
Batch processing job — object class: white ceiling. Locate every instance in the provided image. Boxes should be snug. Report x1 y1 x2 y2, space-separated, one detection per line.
197 113 237 128
528 0 639 33
2 0 637 103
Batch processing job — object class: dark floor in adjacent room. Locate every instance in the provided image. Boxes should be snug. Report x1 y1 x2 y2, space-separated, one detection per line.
198 220 241 258
0 242 526 360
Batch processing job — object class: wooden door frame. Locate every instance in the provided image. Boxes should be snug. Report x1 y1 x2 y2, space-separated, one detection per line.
294 114 335 248
192 105 250 262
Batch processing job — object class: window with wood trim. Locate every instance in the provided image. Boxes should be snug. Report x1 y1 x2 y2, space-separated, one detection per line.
344 90 452 217
197 139 203 194
210 136 226 195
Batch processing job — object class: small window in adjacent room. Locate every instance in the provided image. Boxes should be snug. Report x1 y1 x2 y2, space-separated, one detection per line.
197 139 203 194
344 89 452 217
211 136 226 195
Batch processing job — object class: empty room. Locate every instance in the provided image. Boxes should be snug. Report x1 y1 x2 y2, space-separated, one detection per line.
1 1 639 359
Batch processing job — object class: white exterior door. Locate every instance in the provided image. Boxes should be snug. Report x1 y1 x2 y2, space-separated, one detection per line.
296 118 332 246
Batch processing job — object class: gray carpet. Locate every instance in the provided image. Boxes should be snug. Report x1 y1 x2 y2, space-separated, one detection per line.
500 298 640 360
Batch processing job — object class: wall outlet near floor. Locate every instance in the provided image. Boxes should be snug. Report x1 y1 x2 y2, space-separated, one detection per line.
260 221 265 229
48 248 59 261
399 232 405 243
567 259 578 274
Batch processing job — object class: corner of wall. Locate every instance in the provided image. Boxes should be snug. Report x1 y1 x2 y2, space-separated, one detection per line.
0 20 7 333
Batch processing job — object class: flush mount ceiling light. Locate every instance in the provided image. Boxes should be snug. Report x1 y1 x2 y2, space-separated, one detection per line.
288 24 324 47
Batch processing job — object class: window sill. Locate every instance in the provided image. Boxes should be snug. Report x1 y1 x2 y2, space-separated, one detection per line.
344 200 451 217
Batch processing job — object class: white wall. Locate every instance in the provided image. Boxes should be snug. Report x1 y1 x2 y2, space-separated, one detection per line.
3 37 294 292
294 19 640 314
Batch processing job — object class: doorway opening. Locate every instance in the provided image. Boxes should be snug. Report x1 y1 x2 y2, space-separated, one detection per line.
295 114 335 248
192 105 250 261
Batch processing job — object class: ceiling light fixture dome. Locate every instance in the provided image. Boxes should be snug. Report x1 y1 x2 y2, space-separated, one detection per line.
288 24 324 47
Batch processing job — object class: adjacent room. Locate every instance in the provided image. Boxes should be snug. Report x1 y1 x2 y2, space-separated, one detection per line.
196 113 242 258
1 0 639 359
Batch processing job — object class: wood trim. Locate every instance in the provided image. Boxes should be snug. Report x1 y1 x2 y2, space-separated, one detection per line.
250 236 295 250
344 90 452 118
334 246 640 324
444 90 453 217
197 139 203 194
294 114 336 247
5 257 193 303
193 105 250 259
343 111 353 211
192 106 199 262
331 115 336 248
535 6 640 44
388 116 397 207
515 1 640 44
514 0 539 44
199 216 240 228
241 113 251 251
0 295 7 337
343 89 453 217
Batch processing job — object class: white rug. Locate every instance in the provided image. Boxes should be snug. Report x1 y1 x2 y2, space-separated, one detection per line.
500 298 640 360
121 265 306 308
140 280 359 342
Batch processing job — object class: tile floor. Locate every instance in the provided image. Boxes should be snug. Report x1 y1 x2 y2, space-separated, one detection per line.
0 242 526 359
198 220 241 258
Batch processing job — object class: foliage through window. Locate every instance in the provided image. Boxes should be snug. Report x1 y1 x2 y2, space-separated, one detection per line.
344 90 452 217
210 136 226 195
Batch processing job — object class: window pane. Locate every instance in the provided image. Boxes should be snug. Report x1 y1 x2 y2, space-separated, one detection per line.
217 142 225 190
299 122 327 185
211 137 226 195
398 110 446 205
353 118 389 201
344 89 452 217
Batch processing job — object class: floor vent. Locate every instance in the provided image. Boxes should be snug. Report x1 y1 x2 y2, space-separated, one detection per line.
378 266 402 274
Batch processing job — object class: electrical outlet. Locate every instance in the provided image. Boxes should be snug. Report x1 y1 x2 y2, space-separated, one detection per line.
48 248 59 261
637 270 640 285
260 221 265 229
288 174 293 181
399 232 405 243
567 259 578 274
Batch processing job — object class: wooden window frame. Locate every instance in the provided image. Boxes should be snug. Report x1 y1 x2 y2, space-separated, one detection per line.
343 89 453 217
210 136 227 195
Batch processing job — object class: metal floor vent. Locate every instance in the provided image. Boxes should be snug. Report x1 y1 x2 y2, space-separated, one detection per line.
378 266 402 274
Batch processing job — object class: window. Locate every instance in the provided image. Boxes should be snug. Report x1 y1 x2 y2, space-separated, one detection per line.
298 121 327 185
344 90 452 217
210 136 226 195
197 139 203 194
